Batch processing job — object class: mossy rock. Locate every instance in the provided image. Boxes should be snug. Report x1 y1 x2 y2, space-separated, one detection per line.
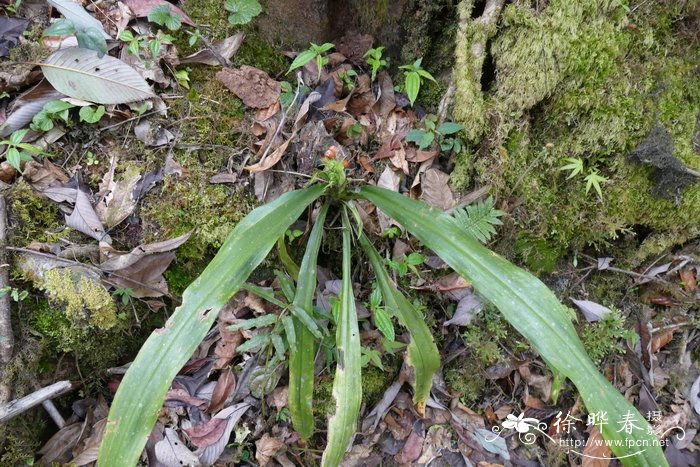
452 0 700 266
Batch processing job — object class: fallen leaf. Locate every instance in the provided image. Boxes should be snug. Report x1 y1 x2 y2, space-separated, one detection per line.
679 268 697 293
395 429 425 464
71 418 107 466
37 423 83 464
245 134 295 172
198 403 251 465
95 166 142 227
184 418 227 448
581 426 612 466
217 65 281 108
0 16 29 57
651 329 675 353
571 298 612 322
266 386 288 410
420 168 453 210
155 428 201 466
100 231 192 271
444 291 483 326
406 149 438 163
22 159 69 191
372 70 396 120
105 252 173 297
134 120 175 147
210 368 236 413
689 374 700 415
123 0 195 25
0 79 64 137
181 32 245 65
66 189 112 243
255 433 285 467
376 166 401 232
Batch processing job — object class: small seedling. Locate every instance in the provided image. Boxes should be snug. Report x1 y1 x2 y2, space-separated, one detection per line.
287 42 334 81
338 69 357 90
225 0 262 25
85 151 99 166
364 46 387 82
186 29 204 47
31 100 75 131
386 252 425 278
0 286 28 302
406 115 464 152
346 122 363 139
584 170 607 199
113 287 135 306
0 129 47 173
399 57 436 106
175 68 191 89
79 105 106 124
147 4 182 31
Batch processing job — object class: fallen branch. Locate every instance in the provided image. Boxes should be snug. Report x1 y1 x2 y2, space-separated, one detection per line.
0 380 74 423
0 192 13 363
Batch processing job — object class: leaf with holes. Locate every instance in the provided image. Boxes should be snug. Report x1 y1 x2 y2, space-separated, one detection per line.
39 47 154 104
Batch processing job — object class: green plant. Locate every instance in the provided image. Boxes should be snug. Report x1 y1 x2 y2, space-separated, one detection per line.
399 58 437 107
186 28 204 47
0 130 48 173
406 114 464 153
112 287 135 306
85 151 98 166
385 252 425 278
224 0 262 25
0 286 28 302
174 68 191 89
100 163 667 466
119 30 173 59
31 100 75 131
450 196 504 243
147 4 182 31
287 42 334 81
3 0 22 14
338 69 357 90
364 46 387 82
559 157 608 200
79 105 105 124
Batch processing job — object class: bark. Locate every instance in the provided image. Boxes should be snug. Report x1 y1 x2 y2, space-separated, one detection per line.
0 192 13 363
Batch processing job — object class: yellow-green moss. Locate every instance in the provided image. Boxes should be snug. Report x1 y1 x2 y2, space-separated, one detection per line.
444 358 486 404
42 269 117 330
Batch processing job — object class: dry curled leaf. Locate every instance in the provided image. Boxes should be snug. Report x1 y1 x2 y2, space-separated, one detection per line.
255 433 285 467
216 65 281 108
181 32 245 66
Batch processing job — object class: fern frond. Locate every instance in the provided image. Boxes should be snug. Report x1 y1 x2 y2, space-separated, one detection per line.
450 196 504 243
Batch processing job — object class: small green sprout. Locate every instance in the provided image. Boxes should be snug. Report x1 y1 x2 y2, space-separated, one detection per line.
287 42 334 81
399 58 436 106
0 129 47 173
147 5 182 31
364 46 387 82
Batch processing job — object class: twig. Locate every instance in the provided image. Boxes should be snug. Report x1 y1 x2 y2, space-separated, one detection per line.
0 381 74 423
41 400 65 428
199 34 230 68
0 193 13 363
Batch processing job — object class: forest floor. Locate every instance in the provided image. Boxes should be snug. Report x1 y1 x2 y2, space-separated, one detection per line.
0 0 699 466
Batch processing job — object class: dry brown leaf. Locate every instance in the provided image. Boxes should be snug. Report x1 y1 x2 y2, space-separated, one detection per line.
105 252 173 298
181 33 245 66
66 189 112 244
245 134 294 172
71 418 108 466
406 149 438 163
255 433 285 467
651 329 675 353
420 168 454 210
255 101 281 122
155 428 200 466
95 166 142 228
165 388 208 408
217 65 281 108
134 120 175 147
100 231 192 271
183 418 228 448
266 386 288 410
679 268 697 292
22 159 68 191
395 429 425 464
581 426 612 467
209 368 236 413
372 70 396 120
376 166 401 232
347 74 375 116
357 154 375 173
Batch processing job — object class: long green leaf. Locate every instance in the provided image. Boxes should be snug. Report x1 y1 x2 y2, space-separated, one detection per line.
288 203 328 440
322 208 362 467
360 186 667 467
359 233 439 414
98 185 324 466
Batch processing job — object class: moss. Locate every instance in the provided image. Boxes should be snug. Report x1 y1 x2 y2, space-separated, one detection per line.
452 0 700 265
141 170 255 260
0 415 45 466
313 364 395 424
6 181 67 245
42 269 117 330
444 358 486 404
579 308 629 364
